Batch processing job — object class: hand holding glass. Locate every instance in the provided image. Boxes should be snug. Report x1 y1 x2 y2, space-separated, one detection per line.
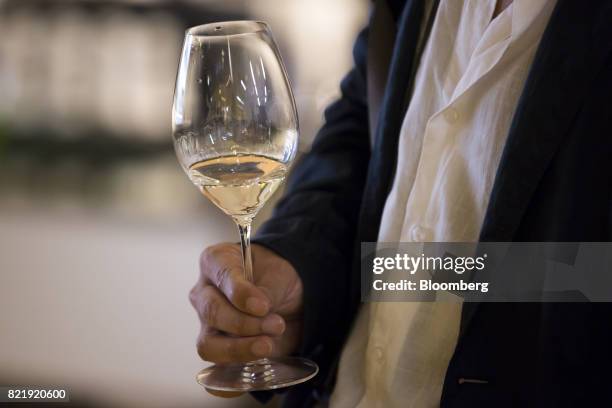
172 21 318 392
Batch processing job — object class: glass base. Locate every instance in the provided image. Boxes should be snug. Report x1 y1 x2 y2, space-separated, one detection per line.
196 357 319 392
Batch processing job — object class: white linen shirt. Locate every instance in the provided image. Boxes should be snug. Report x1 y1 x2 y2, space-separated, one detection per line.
330 0 556 407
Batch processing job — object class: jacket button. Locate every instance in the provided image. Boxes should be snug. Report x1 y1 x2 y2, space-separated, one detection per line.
410 225 428 242
374 346 384 363
444 107 460 123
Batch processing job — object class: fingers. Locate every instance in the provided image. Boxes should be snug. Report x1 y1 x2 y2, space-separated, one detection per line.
200 245 271 316
197 331 274 364
194 243 300 367
191 285 285 336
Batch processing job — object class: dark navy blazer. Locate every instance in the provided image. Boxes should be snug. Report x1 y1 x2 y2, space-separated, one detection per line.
255 0 612 406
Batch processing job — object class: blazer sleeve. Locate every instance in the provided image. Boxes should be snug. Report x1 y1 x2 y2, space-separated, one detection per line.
252 25 371 391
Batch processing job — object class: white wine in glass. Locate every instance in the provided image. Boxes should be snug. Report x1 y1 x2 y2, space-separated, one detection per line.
189 153 288 220
172 21 318 392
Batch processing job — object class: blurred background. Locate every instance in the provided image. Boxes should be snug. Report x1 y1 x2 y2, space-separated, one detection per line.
0 0 368 406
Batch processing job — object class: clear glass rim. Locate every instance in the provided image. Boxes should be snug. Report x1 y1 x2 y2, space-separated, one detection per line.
186 20 270 38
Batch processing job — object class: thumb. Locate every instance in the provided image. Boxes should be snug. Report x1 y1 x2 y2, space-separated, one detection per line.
201 244 272 316
255 274 301 315
252 250 302 314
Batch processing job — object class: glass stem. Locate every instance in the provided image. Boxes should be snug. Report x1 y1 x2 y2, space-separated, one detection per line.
236 220 254 283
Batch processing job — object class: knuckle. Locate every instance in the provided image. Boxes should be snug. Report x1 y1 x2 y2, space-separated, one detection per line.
189 285 199 307
201 297 219 327
200 245 223 271
207 244 226 259
200 247 214 269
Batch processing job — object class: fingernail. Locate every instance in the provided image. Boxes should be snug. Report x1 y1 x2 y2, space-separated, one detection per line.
261 314 285 335
251 339 272 357
246 297 269 315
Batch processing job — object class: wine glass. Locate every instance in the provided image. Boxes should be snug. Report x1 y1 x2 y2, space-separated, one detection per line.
172 21 318 392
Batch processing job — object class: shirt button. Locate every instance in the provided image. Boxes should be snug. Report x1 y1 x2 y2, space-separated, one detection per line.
444 107 459 123
410 225 428 242
374 346 384 363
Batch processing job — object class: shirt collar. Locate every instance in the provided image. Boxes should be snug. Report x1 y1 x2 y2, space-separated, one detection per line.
511 0 557 38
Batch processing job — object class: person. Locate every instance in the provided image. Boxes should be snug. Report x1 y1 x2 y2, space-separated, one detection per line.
189 0 612 406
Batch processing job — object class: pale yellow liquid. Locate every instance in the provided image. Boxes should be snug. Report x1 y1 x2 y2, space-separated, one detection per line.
188 154 287 219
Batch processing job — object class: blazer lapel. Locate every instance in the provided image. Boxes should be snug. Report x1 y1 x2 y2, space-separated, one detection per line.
367 0 397 143
460 0 612 338
353 0 437 309
359 0 439 242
